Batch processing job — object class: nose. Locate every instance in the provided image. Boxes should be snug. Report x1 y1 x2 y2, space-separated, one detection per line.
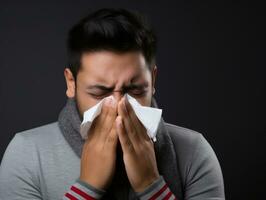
112 90 126 103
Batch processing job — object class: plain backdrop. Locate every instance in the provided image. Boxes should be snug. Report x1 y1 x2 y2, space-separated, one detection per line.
0 1 265 199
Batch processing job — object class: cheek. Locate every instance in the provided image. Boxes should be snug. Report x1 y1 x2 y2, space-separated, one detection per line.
75 89 100 115
146 88 154 106
136 90 153 107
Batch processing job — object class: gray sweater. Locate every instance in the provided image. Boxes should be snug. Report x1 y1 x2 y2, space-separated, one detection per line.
0 121 225 199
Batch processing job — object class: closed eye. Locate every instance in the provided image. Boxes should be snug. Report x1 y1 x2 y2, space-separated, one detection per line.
128 89 147 96
87 92 111 99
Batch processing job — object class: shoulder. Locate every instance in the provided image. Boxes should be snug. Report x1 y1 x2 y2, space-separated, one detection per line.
163 122 205 166
12 122 67 149
1 121 68 174
164 122 204 152
0 122 71 198
163 122 224 196
1 122 66 165
15 122 62 141
163 122 218 161
0 122 61 185
163 121 216 164
163 122 215 172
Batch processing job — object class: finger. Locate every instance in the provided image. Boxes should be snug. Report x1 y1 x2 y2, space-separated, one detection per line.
118 98 139 144
86 104 110 141
101 96 118 140
92 97 109 140
124 97 150 141
104 122 118 152
116 116 135 154
96 97 111 130
87 115 99 140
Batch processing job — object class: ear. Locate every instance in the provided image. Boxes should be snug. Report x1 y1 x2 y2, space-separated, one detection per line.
151 65 157 95
64 68 76 98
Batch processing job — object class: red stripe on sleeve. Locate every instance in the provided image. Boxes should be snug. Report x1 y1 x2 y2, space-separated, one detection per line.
65 192 78 200
163 191 173 200
70 185 96 200
149 184 168 200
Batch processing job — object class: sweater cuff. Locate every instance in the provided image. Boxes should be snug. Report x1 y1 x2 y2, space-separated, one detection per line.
136 176 176 200
63 179 106 200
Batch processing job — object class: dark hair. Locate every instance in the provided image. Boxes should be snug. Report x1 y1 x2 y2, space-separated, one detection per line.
67 8 157 79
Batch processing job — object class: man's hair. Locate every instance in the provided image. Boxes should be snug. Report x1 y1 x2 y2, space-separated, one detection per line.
67 8 157 79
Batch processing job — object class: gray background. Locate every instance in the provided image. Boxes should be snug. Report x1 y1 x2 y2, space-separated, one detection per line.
0 1 265 199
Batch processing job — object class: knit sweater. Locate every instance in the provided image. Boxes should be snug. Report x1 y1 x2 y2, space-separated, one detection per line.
0 98 225 200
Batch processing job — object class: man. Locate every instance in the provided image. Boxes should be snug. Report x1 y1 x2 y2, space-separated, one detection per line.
0 8 225 200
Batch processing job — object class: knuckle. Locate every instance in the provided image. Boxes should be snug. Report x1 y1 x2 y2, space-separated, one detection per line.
135 145 144 154
94 143 104 153
131 130 137 138
105 112 116 122
137 142 150 153
107 135 116 143
125 140 134 151
125 139 131 146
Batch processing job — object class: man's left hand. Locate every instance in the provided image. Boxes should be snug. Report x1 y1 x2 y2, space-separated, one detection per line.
116 96 160 193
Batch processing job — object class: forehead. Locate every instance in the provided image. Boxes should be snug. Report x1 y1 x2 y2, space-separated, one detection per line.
78 51 149 84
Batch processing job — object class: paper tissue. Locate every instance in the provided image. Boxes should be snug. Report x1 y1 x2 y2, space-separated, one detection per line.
80 94 162 142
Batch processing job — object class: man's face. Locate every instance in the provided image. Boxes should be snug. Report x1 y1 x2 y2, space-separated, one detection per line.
64 51 157 117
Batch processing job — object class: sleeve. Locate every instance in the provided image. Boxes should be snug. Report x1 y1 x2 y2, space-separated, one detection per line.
136 175 177 200
63 179 106 200
184 134 225 200
0 133 42 199
63 176 177 200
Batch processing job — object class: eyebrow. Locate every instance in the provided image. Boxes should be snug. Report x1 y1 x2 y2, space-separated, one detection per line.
86 72 149 91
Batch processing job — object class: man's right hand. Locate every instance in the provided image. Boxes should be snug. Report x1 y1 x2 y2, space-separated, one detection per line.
79 96 118 190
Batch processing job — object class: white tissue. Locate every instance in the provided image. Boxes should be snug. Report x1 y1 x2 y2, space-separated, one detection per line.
80 94 162 142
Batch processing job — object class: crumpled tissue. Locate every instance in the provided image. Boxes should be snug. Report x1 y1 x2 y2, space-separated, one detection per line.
80 93 162 142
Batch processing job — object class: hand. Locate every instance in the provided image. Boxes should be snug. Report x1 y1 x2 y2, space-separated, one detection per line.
79 96 118 190
116 97 160 192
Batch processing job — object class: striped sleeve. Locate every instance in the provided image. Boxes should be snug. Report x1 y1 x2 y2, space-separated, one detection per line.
63 179 106 200
136 176 177 200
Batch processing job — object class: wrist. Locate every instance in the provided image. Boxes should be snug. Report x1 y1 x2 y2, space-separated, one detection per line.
64 179 106 200
79 175 106 191
134 174 160 193
135 175 165 199
76 178 106 199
